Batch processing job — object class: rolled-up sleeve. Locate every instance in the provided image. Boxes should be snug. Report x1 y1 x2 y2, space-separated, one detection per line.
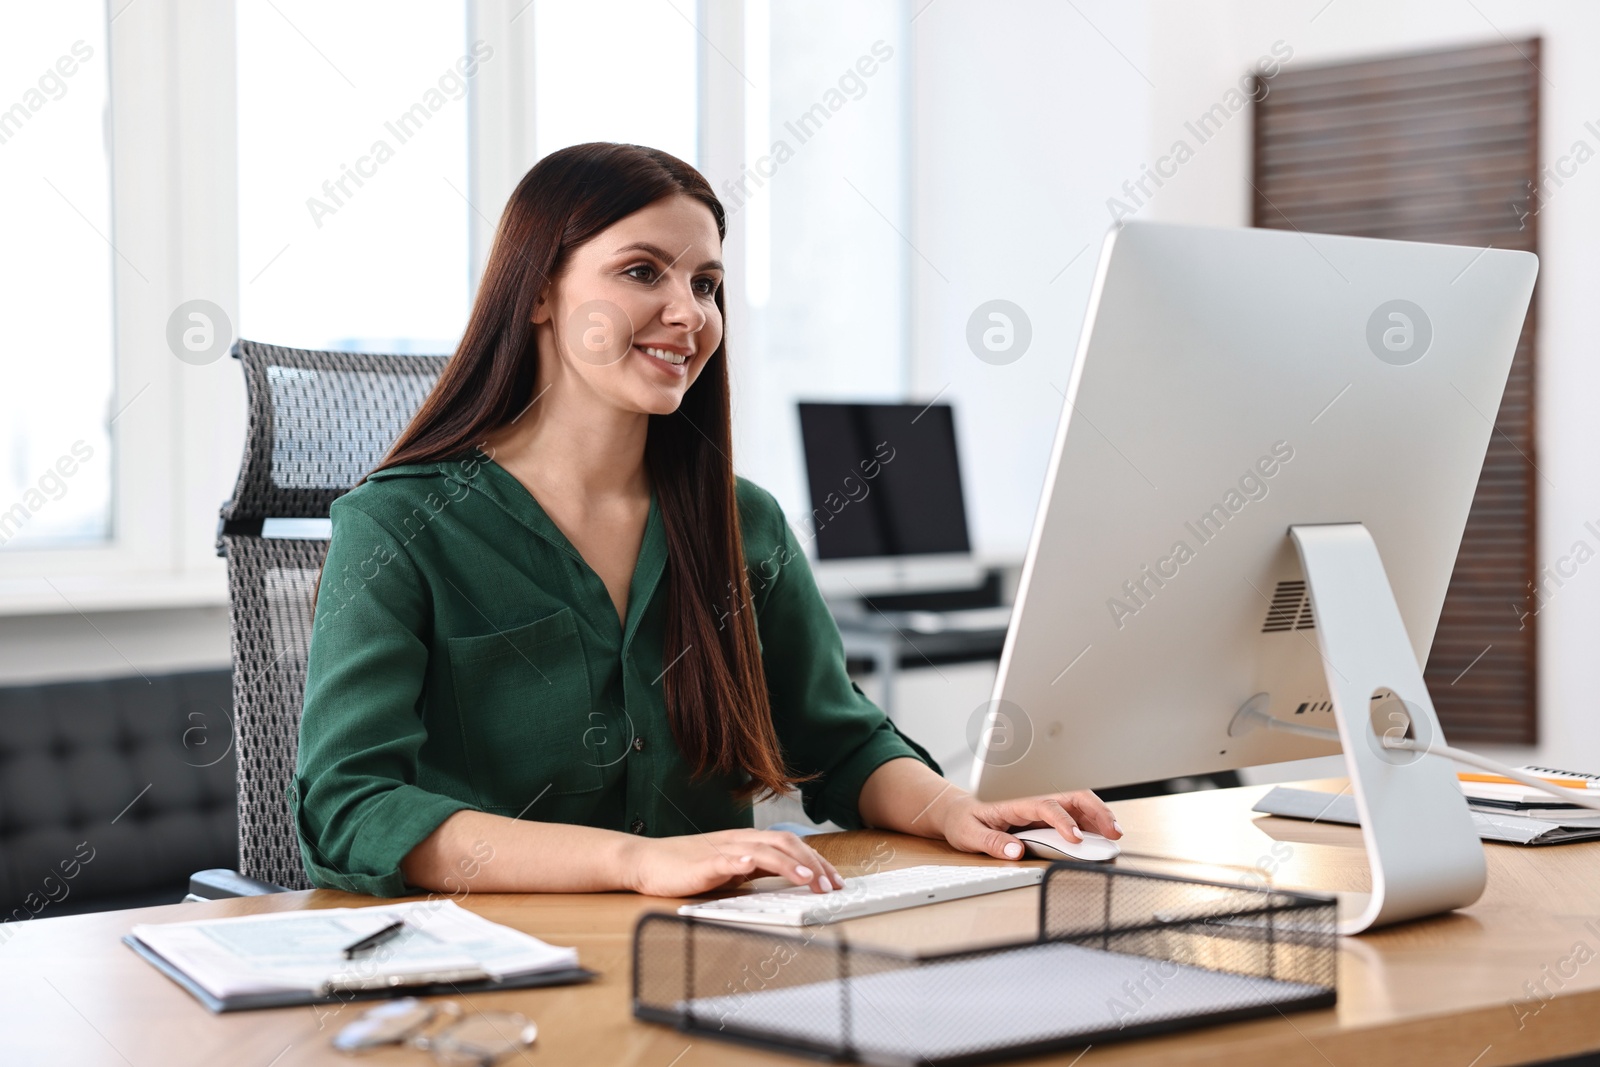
750 490 941 829
290 499 476 896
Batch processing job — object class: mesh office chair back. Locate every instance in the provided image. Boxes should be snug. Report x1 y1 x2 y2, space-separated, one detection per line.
217 340 448 889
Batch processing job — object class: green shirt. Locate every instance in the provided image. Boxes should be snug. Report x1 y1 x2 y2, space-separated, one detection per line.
289 448 938 896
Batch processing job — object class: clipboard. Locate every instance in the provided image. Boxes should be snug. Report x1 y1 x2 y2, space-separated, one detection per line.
124 933 596 1014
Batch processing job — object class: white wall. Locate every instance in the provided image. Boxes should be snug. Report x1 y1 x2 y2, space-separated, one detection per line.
909 0 1151 563
736 1 914 522
0 606 230 685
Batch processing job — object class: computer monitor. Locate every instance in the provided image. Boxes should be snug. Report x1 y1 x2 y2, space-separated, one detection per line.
969 219 1537 932
796 401 985 598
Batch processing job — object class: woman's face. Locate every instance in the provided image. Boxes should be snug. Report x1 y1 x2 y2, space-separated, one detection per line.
533 194 724 416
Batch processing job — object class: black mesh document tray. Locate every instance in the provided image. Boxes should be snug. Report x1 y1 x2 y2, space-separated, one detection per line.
633 862 1337 1066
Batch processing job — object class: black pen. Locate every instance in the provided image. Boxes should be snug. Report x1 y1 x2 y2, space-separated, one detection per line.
341 919 405 959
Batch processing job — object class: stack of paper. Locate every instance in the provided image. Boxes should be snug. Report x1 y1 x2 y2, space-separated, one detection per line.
1460 766 1600 826
1252 786 1600 846
126 899 584 1011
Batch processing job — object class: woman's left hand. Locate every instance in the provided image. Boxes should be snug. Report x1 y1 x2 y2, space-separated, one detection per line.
936 790 1122 860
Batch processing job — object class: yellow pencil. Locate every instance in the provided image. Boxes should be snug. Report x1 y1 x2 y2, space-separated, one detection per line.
1458 772 1587 789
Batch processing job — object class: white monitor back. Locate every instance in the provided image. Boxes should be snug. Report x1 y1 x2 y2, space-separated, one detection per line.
971 220 1537 800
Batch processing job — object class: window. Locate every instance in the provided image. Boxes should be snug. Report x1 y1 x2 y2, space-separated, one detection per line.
0 4 114 550
236 0 472 353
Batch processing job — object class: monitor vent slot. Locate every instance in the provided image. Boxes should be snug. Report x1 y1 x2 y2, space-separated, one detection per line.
1262 580 1315 633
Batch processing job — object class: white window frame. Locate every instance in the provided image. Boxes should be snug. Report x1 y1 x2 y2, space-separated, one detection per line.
0 0 745 616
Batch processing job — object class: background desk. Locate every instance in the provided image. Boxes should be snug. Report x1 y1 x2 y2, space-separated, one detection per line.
836 611 1007 720
7 781 1600 1066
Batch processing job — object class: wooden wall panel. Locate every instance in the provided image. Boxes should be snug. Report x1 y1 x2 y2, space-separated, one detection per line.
1252 39 1541 743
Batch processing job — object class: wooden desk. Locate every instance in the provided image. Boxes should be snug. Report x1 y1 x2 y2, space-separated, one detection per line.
7 782 1600 1066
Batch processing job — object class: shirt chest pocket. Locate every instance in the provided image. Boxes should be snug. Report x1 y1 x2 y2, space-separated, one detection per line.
446 607 604 806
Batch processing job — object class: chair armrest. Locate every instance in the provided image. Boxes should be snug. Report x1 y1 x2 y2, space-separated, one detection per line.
185 868 290 901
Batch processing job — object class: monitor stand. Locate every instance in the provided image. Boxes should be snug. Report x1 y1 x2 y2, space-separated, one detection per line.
1232 523 1487 935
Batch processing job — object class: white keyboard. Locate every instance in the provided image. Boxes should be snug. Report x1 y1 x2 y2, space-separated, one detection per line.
676 864 1044 927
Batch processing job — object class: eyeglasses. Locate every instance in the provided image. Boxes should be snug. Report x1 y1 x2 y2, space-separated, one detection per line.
332 997 536 1066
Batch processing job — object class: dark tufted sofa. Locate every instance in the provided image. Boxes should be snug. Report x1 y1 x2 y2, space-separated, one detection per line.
0 668 237 922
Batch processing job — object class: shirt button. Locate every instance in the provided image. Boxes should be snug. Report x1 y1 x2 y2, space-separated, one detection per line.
632 736 646 752
630 819 647 835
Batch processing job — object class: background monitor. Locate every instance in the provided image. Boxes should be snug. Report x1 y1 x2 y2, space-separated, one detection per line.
970 220 1538 800
797 401 984 598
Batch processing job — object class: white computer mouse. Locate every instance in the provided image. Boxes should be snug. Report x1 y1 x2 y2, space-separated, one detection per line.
1014 828 1121 862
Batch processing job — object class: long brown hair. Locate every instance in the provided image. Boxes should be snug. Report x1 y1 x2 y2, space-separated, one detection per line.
318 142 800 801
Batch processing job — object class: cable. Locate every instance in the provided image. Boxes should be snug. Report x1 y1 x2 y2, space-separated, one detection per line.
1257 718 1339 742
1239 702 1600 812
1380 737 1600 813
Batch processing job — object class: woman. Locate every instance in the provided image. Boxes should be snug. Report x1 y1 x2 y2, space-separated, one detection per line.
291 142 1120 898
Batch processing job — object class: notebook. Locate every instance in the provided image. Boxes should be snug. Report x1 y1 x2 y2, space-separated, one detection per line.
124 899 594 1013
1460 765 1600 810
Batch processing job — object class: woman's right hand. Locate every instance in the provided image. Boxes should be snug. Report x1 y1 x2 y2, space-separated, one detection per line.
622 829 846 898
